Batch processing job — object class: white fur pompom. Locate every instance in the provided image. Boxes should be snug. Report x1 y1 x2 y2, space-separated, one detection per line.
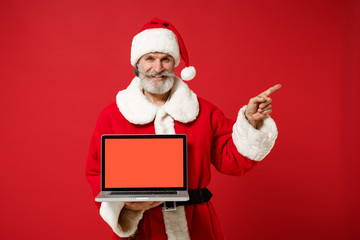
181 66 196 81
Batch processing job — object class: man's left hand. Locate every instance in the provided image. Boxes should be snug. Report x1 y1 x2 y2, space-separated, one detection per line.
245 84 282 129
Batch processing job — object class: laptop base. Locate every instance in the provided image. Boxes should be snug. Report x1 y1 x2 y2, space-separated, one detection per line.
95 191 189 202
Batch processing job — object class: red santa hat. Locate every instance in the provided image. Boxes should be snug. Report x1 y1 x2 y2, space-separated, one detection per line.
131 18 196 81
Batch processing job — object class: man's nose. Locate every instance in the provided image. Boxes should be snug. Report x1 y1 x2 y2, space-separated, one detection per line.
153 60 164 73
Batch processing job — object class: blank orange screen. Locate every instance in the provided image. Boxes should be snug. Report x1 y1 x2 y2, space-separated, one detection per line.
104 138 184 188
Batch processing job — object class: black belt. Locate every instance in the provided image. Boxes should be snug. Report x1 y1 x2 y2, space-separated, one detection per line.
159 188 213 211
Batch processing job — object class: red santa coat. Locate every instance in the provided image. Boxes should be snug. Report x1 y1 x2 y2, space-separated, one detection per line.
86 77 278 240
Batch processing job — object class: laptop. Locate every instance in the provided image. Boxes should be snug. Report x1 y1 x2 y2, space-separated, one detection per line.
95 134 189 202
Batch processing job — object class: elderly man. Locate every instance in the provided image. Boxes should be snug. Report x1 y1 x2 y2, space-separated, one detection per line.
86 18 281 240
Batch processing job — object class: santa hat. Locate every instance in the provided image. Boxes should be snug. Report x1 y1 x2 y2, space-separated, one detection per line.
131 18 196 81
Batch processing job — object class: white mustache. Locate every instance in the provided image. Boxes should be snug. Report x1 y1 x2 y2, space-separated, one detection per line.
144 70 175 78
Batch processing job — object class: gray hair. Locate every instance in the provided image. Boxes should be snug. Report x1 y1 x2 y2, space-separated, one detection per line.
133 66 140 77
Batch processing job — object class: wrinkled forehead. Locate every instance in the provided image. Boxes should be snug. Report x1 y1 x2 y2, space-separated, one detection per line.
141 52 174 59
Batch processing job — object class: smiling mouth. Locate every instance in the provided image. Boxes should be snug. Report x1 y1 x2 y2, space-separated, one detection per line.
150 75 167 80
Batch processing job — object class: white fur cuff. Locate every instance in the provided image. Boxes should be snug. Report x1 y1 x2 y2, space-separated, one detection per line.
232 105 278 161
100 202 144 238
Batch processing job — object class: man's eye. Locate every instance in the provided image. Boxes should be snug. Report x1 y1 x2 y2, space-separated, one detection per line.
146 57 154 61
162 57 169 61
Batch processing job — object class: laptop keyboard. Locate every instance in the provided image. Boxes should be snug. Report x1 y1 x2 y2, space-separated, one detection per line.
109 191 178 195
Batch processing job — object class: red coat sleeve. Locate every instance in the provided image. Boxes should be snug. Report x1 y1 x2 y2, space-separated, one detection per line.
85 106 114 210
209 105 257 176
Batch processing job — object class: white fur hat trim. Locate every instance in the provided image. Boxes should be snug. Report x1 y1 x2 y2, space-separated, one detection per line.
131 28 180 67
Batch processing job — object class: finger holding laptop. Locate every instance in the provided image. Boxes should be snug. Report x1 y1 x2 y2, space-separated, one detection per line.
125 201 164 211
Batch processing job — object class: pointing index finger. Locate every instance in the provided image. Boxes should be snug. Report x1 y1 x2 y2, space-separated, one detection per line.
259 84 282 98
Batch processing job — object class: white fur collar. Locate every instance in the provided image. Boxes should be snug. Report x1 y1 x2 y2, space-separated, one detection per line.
116 77 199 125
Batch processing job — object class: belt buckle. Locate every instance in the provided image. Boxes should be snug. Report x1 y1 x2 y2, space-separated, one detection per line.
163 202 177 211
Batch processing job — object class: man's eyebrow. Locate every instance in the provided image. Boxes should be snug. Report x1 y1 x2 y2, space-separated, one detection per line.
143 53 172 59
162 55 174 60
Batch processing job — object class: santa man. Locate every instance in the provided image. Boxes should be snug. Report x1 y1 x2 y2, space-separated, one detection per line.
86 18 281 240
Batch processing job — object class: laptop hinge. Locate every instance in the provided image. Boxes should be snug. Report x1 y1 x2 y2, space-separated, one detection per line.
163 201 177 211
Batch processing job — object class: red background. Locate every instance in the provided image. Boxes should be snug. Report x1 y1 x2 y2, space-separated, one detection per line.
0 0 359 239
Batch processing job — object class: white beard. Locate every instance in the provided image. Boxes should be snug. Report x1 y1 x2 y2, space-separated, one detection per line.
139 74 175 94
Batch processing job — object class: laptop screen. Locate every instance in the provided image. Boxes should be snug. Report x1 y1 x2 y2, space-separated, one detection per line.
101 134 187 191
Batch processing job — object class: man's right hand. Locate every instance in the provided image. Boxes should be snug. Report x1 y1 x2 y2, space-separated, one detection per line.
124 201 164 211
